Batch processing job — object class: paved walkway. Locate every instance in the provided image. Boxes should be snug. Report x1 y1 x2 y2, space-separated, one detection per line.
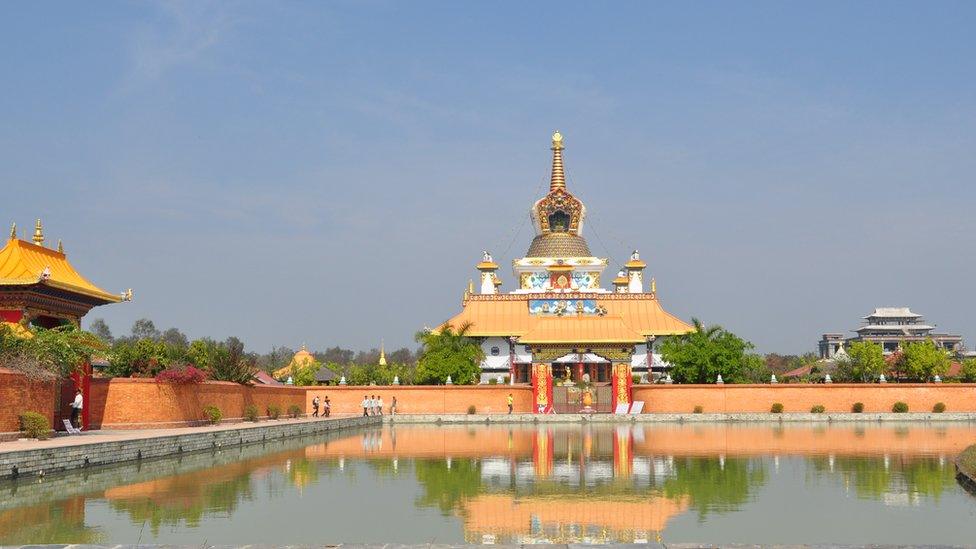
0 414 364 455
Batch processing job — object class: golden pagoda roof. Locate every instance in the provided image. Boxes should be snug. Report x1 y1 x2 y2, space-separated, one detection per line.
525 232 592 257
519 315 644 344
0 235 122 303
273 345 317 378
441 293 692 339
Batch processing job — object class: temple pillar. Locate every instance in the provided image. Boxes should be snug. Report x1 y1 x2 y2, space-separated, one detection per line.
531 363 553 414
612 362 633 411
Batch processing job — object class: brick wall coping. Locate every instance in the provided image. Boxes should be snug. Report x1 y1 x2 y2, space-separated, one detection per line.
387 412 976 424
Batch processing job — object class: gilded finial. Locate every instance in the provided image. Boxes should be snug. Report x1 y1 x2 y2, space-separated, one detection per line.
551 131 563 150
549 130 566 191
379 339 387 366
32 219 44 245
8 222 15 240
651 277 656 293
468 279 475 294
57 239 64 254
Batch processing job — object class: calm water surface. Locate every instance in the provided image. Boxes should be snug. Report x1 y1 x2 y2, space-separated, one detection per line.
2 422 975 545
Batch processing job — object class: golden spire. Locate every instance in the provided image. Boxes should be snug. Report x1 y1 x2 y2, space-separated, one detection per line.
32 219 44 245
379 339 387 366
57 239 64 254
8 222 15 240
468 279 475 294
651 277 656 293
549 131 565 192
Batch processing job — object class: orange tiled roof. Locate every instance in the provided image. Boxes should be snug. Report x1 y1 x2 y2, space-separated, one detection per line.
0 238 121 303
520 315 644 344
442 293 693 340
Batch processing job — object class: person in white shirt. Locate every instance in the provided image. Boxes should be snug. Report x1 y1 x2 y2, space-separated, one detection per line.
361 395 369 417
376 396 384 416
70 389 83 428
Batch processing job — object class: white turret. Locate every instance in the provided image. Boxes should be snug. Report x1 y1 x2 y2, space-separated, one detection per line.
625 250 647 293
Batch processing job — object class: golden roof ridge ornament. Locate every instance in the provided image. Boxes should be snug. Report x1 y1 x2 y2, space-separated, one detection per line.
57 239 64 254
549 130 566 192
32 219 44 246
8 222 15 240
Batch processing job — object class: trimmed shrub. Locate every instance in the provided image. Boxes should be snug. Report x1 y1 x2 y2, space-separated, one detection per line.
933 402 946 413
467 405 477 415
19 411 50 440
693 405 704 414
770 403 784 414
203 405 222 425
892 401 909 413
244 404 259 422
287 404 303 419
502 375 510 384
810 404 826 414
155 365 209 384
851 402 864 413
632 375 642 384
488 378 498 385
267 404 282 420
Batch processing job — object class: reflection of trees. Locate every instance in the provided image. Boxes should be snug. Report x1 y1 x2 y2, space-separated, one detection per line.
662 457 767 520
108 472 255 536
0 499 103 545
414 459 482 515
809 456 955 501
288 458 320 489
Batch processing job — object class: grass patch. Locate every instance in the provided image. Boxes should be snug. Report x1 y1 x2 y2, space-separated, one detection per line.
958 444 976 481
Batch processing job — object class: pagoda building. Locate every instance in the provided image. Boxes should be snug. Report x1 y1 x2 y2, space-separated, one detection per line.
819 307 965 358
0 219 130 430
0 220 129 328
439 132 692 412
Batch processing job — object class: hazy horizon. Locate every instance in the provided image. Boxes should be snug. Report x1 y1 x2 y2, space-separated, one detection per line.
5 2 974 355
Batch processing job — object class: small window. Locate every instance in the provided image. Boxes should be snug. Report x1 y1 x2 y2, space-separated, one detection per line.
490 346 500 356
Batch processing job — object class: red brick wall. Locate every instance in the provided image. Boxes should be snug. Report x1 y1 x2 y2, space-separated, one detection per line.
632 383 976 413
303 385 535 415
88 378 307 429
0 368 56 437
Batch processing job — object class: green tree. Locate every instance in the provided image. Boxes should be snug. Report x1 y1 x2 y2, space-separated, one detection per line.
106 338 170 377
959 358 976 382
902 340 950 382
87 318 114 344
658 319 754 383
130 318 161 341
0 324 107 379
208 337 258 384
414 323 483 385
740 353 772 383
834 341 884 382
290 360 319 386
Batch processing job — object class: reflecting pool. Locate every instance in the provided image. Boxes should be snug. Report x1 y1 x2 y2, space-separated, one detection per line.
2 422 976 545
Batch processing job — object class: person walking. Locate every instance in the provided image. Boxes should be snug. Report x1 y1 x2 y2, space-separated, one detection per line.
507 393 514 414
70 389 83 428
377 395 384 416
391 396 397 416
361 394 369 417
323 396 331 417
312 395 320 417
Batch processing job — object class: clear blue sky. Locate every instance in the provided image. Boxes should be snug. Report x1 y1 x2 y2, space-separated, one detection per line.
4 1 974 354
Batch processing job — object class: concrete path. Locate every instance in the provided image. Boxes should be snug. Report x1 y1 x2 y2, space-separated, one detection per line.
0 414 365 455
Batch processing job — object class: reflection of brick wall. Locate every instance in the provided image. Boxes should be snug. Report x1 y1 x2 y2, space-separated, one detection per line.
0 369 55 439
632 383 976 413
88 378 307 429
303 385 534 416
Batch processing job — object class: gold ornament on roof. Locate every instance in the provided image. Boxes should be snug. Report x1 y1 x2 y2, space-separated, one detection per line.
549 130 566 191
32 219 44 245
8 222 15 240
57 239 64 254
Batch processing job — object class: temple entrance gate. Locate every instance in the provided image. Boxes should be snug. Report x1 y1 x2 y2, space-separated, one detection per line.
527 346 635 414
